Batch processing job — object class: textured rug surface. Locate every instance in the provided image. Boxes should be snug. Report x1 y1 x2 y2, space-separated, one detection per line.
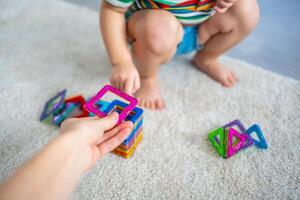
0 0 300 199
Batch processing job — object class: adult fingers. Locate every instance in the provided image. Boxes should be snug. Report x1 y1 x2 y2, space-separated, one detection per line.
89 116 100 120
83 112 119 143
97 126 133 158
97 112 119 131
97 121 133 144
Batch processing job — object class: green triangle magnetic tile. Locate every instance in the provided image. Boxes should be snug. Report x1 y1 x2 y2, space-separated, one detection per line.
208 128 226 157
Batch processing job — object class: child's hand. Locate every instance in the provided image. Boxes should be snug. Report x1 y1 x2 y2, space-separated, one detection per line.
60 112 133 172
110 63 140 95
214 0 237 13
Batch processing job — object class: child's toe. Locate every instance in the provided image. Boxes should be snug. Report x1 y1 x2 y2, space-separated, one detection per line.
231 71 238 82
149 101 155 110
221 76 232 87
227 75 235 86
146 101 151 109
139 99 145 107
155 99 165 110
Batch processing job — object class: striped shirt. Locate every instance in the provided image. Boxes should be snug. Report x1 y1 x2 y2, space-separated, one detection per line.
107 0 217 25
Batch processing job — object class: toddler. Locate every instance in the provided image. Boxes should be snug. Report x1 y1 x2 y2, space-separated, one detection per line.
100 0 259 109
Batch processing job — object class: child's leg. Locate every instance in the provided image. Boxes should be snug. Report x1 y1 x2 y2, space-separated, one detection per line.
127 10 183 109
193 0 259 87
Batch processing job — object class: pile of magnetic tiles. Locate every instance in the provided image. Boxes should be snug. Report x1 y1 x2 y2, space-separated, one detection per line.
39 85 143 159
208 119 268 158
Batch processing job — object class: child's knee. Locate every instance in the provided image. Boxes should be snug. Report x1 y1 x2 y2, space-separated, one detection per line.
233 0 260 33
140 12 182 55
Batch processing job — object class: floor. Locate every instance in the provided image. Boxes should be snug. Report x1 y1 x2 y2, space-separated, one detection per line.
1 1 299 199
65 0 300 80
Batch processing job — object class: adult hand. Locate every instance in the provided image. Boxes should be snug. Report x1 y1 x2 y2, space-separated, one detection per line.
60 112 133 172
0 112 133 200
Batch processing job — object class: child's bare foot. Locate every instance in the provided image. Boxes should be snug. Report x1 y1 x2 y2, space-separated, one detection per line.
192 56 237 87
134 78 165 110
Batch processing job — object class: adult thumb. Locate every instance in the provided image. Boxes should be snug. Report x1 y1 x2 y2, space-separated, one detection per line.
98 112 119 131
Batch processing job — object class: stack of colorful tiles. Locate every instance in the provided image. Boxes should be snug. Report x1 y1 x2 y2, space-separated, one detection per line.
84 85 144 159
208 119 268 159
104 100 143 158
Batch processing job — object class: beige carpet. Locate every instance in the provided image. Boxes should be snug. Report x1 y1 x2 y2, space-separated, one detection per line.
0 0 300 199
